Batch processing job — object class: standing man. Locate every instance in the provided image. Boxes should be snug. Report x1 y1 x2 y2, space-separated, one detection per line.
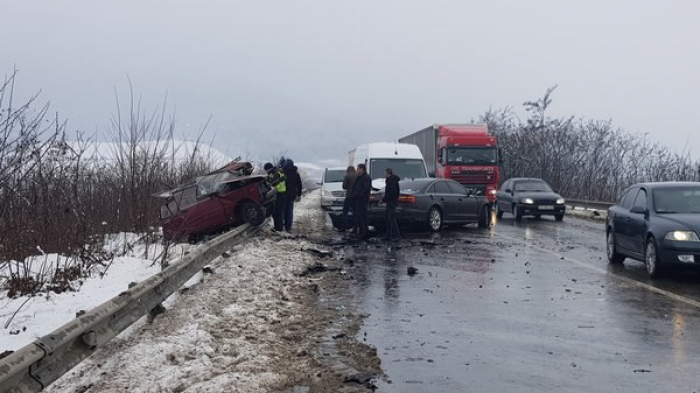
264 162 287 232
340 165 357 232
382 168 401 241
352 163 372 240
282 158 303 232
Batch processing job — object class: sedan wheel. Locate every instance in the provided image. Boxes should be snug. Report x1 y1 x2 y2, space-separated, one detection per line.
513 205 523 222
644 237 663 278
606 231 625 264
496 204 504 219
428 207 443 232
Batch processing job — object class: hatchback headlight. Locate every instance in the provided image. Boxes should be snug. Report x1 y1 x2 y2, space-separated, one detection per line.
665 231 700 242
521 198 534 204
556 198 566 204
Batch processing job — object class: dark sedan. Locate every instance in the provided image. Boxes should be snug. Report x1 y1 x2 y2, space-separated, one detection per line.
606 182 700 278
496 178 566 221
368 179 491 232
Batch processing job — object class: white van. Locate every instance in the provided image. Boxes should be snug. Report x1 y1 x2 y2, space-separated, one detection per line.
348 142 429 189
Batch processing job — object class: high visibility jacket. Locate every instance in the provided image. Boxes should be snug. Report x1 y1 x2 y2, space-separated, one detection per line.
267 169 287 193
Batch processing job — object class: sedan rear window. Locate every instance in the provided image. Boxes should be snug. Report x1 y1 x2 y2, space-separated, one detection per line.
653 188 700 214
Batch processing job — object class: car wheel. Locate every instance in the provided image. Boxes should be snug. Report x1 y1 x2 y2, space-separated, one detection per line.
644 237 664 278
478 205 490 228
555 213 564 222
513 205 523 222
496 204 504 219
241 203 265 226
427 206 443 232
606 230 625 264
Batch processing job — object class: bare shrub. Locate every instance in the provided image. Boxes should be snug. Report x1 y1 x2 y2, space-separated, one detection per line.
0 71 220 297
483 87 700 202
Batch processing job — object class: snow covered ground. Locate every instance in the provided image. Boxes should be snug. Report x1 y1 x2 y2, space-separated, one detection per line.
42 191 357 393
0 236 194 352
566 205 608 221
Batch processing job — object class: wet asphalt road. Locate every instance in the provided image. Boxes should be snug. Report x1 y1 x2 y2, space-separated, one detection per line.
340 214 700 392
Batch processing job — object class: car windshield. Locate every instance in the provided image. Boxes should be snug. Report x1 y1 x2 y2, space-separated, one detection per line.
447 147 497 165
324 169 345 183
514 180 552 192
195 171 237 196
369 159 427 180
652 187 700 214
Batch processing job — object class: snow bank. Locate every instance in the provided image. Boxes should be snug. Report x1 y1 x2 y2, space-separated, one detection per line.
0 235 194 352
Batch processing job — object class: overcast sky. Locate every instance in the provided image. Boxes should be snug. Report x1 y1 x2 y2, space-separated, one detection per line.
3 1 699 165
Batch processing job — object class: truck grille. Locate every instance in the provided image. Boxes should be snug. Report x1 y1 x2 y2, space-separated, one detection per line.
331 190 346 197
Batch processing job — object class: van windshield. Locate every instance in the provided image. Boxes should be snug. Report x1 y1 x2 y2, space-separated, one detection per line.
324 169 346 183
369 159 427 180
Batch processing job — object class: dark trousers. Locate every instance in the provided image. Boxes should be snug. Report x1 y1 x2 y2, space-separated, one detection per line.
385 202 400 239
273 195 287 231
283 197 295 231
342 197 354 231
355 199 369 238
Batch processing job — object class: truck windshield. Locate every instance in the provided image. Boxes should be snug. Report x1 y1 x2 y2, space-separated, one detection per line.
447 147 497 165
653 188 700 214
369 159 427 180
324 169 346 183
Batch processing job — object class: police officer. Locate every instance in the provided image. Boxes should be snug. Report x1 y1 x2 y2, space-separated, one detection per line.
264 162 287 232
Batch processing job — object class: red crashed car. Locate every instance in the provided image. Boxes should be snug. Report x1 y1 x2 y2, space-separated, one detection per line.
156 161 274 241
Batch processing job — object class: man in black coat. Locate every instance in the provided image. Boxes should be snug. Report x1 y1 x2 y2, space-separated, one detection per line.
382 168 401 241
281 158 303 232
352 163 372 239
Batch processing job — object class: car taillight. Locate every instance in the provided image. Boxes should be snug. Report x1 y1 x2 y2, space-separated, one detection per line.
398 195 416 204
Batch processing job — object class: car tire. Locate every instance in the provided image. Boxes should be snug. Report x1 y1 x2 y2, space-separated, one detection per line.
513 205 523 222
606 230 625 264
427 206 443 232
555 213 564 222
478 205 490 228
644 236 664 278
496 205 504 219
241 203 265 226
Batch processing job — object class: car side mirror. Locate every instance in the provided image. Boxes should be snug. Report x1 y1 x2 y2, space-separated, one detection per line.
316 181 322 186
630 206 647 214
505 189 512 194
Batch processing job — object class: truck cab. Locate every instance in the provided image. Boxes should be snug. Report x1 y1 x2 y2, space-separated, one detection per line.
436 125 500 201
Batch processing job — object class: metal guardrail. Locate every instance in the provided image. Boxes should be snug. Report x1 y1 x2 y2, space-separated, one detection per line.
566 198 615 211
0 222 264 393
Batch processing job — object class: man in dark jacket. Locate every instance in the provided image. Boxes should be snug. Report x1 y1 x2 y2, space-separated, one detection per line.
382 168 400 241
352 163 372 239
281 158 303 232
340 166 357 232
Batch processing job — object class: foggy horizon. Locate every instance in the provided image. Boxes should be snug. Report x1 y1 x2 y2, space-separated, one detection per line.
3 1 699 164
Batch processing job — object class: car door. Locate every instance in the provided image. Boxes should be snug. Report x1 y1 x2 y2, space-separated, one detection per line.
448 181 478 221
613 187 637 253
432 181 459 221
497 180 512 211
627 188 650 256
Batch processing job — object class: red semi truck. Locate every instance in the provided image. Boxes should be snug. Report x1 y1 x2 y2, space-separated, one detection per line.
399 124 501 204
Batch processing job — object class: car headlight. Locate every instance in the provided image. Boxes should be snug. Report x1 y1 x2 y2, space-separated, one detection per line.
321 189 332 197
665 231 700 242
521 198 534 204
556 198 566 204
